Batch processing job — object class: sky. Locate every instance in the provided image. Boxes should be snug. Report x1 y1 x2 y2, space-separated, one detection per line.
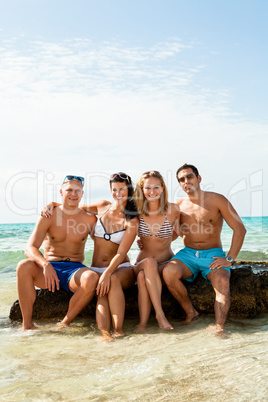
1 0 267 223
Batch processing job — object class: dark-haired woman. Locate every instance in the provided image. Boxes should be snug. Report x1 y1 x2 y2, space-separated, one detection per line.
42 173 139 339
133 170 180 332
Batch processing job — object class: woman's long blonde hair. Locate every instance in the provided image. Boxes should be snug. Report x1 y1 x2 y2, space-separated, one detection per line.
134 170 168 215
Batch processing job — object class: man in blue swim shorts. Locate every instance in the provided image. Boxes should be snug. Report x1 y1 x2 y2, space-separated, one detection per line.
163 164 246 333
17 175 99 331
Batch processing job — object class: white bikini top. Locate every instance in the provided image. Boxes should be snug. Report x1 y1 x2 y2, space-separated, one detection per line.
94 206 126 245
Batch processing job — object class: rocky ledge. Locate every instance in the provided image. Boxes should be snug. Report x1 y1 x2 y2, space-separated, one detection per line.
9 263 268 322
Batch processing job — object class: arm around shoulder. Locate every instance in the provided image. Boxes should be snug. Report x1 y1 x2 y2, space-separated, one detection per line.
41 201 61 218
80 200 111 215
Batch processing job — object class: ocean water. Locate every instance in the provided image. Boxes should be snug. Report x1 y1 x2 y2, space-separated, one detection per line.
0 218 267 401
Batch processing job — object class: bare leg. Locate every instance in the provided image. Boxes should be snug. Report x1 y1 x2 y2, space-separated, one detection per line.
108 266 135 337
96 294 112 341
134 258 173 330
163 260 199 323
207 269 231 332
144 258 174 329
61 268 99 326
134 270 151 333
17 259 47 331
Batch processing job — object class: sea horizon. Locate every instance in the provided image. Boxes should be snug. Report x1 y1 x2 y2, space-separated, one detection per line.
1 217 268 263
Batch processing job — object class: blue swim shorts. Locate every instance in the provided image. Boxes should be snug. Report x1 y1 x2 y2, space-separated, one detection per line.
49 261 87 293
170 247 230 284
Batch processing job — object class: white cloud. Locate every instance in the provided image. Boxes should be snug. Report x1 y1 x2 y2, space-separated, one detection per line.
0 37 195 97
0 36 267 222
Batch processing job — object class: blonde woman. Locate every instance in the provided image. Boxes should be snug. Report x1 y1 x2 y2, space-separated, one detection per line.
133 170 180 332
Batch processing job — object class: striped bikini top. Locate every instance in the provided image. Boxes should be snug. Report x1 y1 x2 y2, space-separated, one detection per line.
94 206 126 245
138 215 173 238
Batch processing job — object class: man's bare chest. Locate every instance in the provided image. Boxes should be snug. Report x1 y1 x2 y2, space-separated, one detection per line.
48 220 90 243
180 205 221 226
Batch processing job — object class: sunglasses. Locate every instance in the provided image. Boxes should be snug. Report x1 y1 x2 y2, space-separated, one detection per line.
110 172 130 182
142 170 161 176
178 173 195 183
62 175 84 185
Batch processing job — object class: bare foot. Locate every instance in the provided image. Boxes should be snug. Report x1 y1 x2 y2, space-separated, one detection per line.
207 324 228 338
100 330 114 342
156 314 174 330
181 310 199 324
134 324 147 334
23 322 38 331
112 330 125 338
56 322 70 331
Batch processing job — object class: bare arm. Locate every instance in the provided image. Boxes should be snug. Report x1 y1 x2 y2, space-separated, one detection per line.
80 200 111 215
210 195 246 270
222 199 246 259
87 214 97 240
41 200 111 218
96 218 139 296
25 217 60 291
171 231 179 241
41 202 61 218
172 206 181 241
26 217 51 264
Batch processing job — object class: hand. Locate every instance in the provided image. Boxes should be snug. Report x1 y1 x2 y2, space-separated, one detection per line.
96 272 111 297
41 203 54 218
43 262 60 292
137 238 144 250
209 257 232 270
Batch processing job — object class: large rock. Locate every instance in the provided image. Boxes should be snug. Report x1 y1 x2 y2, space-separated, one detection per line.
9 263 268 321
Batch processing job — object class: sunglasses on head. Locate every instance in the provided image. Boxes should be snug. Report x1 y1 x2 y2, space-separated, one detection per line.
62 175 84 185
142 170 161 176
177 173 195 183
110 172 130 182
